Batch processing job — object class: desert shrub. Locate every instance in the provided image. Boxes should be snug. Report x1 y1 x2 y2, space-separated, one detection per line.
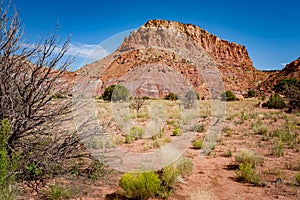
192 140 203 149
129 126 145 139
176 157 193 177
160 157 193 197
53 93 66 99
43 184 72 200
254 126 268 135
272 140 284 157
161 165 179 189
235 149 263 167
273 78 300 94
224 149 232 157
102 85 115 101
236 163 260 185
172 128 182 136
142 96 150 100
247 89 256 98
164 93 178 101
125 134 134 144
130 98 146 114
285 84 300 111
222 126 233 137
296 171 300 185
0 119 18 199
102 85 129 101
187 189 215 200
221 90 237 101
119 171 160 200
24 163 42 181
192 124 205 133
263 93 286 109
87 160 106 181
112 85 130 101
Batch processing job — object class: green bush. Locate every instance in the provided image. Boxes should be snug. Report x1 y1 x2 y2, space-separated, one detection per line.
247 90 256 98
87 160 106 181
284 83 300 111
192 140 203 149
161 165 179 189
273 78 300 94
192 124 205 133
44 184 72 200
118 157 193 199
125 134 134 144
129 126 145 140
235 149 263 167
0 119 18 199
176 157 193 177
119 171 160 200
236 163 260 185
224 149 232 157
160 157 193 197
142 96 150 100
102 85 115 101
102 85 129 101
52 93 66 99
272 140 284 157
24 163 42 181
221 90 237 101
164 93 178 101
273 78 300 111
264 93 286 109
172 128 182 136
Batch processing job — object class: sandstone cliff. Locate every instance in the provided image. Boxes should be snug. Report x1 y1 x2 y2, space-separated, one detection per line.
77 19 268 98
260 57 300 92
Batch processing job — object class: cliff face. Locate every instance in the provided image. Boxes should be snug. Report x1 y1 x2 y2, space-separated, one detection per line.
260 57 300 92
282 57 300 78
101 48 209 97
119 19 254 69
78 19 263 98
147 20 253 67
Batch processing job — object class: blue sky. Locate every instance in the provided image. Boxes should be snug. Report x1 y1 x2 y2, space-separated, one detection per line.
14 0 300 70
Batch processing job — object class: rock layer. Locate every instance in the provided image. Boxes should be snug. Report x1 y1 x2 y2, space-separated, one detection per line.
77 20 270 98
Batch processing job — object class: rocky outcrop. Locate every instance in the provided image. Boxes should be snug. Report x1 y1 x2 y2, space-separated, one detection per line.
119 19 254 68
260 57 300 92
101 48 209 97
282 57 300 78
77 19 266 98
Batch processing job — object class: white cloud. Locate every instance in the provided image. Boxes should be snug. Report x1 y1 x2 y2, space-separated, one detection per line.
280 63 288 67
68 42 110 59
21 42 110 60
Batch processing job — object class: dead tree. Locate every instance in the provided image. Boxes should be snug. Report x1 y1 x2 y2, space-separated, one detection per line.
130 98 146 114
0 2 91 182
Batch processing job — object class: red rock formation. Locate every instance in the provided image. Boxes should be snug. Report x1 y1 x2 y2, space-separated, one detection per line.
78 20 269 98
260 57 300 92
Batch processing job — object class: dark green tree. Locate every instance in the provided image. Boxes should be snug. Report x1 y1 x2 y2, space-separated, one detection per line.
102 85 130 101
247 90 256 98
273 78 300 94
102 85 116 101
221 90 237 101
264 93 286 109
164 93 178 101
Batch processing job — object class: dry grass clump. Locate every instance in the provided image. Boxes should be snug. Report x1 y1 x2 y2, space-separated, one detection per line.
187 189 215 200
235 149 264 167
